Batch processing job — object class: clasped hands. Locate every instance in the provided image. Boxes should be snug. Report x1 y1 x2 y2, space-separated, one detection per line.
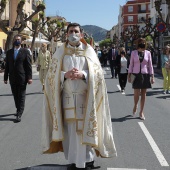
64 68 84 80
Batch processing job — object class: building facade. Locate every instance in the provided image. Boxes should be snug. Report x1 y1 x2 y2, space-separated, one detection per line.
122 0 151 32
0 0 44 50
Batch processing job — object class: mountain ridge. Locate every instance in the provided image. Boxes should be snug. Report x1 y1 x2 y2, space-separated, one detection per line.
82 25 108 42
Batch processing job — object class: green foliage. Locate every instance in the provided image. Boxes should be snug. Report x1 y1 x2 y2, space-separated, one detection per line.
99 39 112 48
37 3 46 11
0 0 7 8
0 0 7 13
85 38 90 44
39 12 44 18
145 35 153 42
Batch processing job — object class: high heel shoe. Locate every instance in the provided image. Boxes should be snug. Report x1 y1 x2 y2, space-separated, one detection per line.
139 116 145 120
139 113 145 120
133 106 138 116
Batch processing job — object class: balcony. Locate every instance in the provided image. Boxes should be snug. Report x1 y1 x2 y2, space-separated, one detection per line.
138 10 146 13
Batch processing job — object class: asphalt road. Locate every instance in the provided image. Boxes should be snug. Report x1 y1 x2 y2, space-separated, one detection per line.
0 67 169 170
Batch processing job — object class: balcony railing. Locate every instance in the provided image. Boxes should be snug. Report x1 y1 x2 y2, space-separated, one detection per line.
138 10 146 13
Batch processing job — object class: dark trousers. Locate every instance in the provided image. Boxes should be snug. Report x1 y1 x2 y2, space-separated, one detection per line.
10 84 27 116
110 60 117 77
103 58 107 67
118 73 128 90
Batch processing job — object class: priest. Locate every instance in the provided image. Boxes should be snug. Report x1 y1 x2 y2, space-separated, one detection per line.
42 23 117 169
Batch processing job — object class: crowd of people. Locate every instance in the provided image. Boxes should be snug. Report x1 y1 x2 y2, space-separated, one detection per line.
1 22 170 169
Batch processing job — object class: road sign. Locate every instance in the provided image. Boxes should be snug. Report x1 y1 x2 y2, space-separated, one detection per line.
156 22 166 32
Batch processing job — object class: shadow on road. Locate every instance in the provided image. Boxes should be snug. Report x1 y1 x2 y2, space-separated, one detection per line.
156 95 170 99
26 92 43 95
0 92 43 97
111 115 140 122
0 113 16 122
15 164 70 170
146 90 163 96
0 94 12 96
107 90 120 94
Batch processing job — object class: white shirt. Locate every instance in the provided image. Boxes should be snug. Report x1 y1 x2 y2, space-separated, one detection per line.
120 56 127 74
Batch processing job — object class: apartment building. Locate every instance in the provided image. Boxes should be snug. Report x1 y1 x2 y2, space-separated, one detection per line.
0 1 9 49
150 0 170 46
0 0 44 50
122 0 151 32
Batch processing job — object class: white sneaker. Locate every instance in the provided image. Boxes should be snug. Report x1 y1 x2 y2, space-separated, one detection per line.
121 90 125 94
163 90 166 94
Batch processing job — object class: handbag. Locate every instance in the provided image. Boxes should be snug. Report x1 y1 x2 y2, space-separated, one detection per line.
165 62 170 70
130 74 136 84
37 65 41 71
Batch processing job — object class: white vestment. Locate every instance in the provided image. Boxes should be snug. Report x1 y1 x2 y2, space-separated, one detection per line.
42 40 117 168
61 43 96 168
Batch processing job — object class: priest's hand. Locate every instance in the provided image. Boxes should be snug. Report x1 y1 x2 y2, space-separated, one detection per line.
65 68 84 80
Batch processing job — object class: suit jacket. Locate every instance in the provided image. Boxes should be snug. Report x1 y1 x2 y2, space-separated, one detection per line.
128 50 153 75
4 48 32 85
107 48 118 61
37 50 51 69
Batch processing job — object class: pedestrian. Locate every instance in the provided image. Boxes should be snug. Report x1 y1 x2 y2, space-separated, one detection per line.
42 23 117 170
37 43 51 91
101 46 108 67
0 47 3 56
27 45 33 61
128 38 155 120
4 35 32 122
161 45 170 94
116 47 128 93
108 44 118 78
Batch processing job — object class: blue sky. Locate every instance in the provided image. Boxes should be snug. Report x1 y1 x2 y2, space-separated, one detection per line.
45 0 127 30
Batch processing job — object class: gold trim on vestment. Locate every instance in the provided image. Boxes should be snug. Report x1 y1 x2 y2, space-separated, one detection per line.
76 119 84 133
44 88 53 123
64 107 76 121
59 48 67 136
97 96 103 112
65 47 85 56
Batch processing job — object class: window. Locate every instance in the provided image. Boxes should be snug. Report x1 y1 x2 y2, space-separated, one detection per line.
148 4 150 11
128 6 133 12
141 4 146 11
128 16 133 22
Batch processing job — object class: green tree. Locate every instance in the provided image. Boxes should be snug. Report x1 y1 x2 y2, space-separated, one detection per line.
99 38 112 48
0 0 45 51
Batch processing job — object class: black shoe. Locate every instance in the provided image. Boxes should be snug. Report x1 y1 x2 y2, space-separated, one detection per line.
75 168 91 170
86 161 100 169
67 164 76 170
16 115 21 122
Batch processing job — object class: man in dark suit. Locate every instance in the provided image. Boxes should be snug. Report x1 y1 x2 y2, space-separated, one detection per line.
4 35 32 122
108 44 118 78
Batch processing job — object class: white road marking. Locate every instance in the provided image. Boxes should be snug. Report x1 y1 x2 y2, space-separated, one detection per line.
117 84 121 91
107 168 147 170
138 122 169 167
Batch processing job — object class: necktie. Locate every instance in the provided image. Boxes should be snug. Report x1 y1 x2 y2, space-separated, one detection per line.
112 49 115 60
14 49 18 60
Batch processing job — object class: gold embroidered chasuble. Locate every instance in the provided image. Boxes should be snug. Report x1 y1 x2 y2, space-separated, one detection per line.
42 41 117 158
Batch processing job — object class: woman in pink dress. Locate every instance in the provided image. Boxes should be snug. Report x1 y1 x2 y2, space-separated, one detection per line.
128 38 155 120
